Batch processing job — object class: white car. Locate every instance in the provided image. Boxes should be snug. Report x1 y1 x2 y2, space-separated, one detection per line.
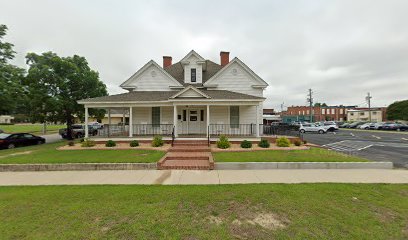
299 123 327 134
359 123 372 129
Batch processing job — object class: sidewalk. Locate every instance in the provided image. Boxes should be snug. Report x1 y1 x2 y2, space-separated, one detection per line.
0 169 407 186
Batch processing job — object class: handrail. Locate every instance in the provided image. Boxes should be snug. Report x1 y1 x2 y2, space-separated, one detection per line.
207 125 210 147
171 125 175 147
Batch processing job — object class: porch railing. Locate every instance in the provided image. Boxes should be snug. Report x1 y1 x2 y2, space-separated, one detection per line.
132 124 173 136
209 124 256 136
96 124 174 137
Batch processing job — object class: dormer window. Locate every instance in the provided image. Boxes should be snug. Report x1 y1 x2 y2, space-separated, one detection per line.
191 68 196 82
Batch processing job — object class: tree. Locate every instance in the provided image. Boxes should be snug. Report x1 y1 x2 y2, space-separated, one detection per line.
0 24 25 115
387 100 408 121
24 52 108 138
314 102 328 107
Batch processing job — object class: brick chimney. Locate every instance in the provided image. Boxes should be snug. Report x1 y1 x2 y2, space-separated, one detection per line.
220 51 230 67
163 56 172 68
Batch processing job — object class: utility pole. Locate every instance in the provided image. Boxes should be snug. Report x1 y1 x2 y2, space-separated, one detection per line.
366 92 372 122
307 89 313 123
280 102 284 112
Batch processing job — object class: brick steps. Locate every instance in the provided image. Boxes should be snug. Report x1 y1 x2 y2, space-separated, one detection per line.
158 140 214 170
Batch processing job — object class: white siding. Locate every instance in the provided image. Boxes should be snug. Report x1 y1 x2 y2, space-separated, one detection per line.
240 105 257 124
209 106 229 124
132 107 150 124
161 106 173 124
207 62 263 97
184 55 203 84
127 65 175 91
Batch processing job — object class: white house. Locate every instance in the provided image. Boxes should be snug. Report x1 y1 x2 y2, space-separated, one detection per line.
78 50 268 139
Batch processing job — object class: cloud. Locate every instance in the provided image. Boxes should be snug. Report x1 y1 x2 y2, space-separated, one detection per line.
1 0 407 110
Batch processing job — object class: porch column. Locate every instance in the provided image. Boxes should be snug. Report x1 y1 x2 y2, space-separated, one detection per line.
255 105 260 137
129 107 133 137
84 106 89 138
108 108 111 137
173 105 178 137
206 105 210 137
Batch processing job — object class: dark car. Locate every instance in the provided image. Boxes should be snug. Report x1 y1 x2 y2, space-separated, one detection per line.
0 133 46 149
398 124 408 131
381 123 401 131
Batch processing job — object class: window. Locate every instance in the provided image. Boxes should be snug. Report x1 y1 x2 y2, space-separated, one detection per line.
359 112 364 116
331 109 335 114
372 111 377 115
230 106 239 128
200 110 204 121
306 110 309 114
183 110 186 121
322 109 325 114
152 107 160 126
340 109 344 114
350 113 354 116
191 68 196 82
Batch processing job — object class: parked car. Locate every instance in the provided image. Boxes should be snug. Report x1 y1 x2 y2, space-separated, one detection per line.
59 124 98 139
339 123 350 128
88 122 104 129
322 122 339 132
381 123 401 131
0 133 46 149
397 124 408 131
369 122 384 130
299 123 327 134
348 122 364 129
358 123 373 130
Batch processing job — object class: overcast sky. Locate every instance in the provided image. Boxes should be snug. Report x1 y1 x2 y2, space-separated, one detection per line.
1 0 407 110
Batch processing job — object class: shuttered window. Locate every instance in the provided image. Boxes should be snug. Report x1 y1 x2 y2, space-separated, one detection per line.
230 106 239 128
152 107 160 126
191 68 196 82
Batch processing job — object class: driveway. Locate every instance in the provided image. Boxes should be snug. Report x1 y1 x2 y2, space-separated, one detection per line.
302 129 408 168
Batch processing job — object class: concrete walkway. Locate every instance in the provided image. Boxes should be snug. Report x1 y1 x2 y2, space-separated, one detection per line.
0 169 407 186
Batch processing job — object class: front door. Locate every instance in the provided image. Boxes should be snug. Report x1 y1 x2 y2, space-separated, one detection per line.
177 108 206 135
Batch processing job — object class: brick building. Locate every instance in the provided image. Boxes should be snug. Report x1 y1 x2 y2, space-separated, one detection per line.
281 105 356 123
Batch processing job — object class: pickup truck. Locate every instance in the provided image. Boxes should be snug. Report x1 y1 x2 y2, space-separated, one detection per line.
59 124 98 139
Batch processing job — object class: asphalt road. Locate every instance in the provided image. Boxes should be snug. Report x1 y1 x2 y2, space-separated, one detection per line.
302 129 408 168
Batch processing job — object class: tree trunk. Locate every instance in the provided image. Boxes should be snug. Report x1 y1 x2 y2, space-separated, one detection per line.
66 114 74 140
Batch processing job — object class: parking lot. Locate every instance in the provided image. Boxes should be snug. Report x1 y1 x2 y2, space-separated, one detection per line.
302 129 408 168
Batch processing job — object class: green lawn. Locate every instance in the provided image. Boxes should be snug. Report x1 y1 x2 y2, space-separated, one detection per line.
0 184 407 239
214 147 369 162
0 124 66 135
0 142 165 164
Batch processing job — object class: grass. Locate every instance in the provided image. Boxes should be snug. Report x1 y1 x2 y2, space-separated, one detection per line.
213 147 369 162
0 142 165 164
0 124 66 135
0 184 407 239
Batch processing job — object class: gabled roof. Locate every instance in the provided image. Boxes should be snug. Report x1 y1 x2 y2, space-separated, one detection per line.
203 57 268 87
180 50 205 62
120 60 183 88
164 60 223 86
78 89 264 104
170 86 211 99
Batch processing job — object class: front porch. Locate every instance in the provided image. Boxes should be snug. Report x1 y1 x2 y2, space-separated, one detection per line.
83 103 265 139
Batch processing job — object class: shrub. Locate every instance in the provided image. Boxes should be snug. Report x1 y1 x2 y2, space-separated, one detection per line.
303 140 307 144
79 138 85 143
105 140 116 147
276 137 290 147
240 140 252 148
81 138 96 147
258 139 270 148
67 141 75 146
152 135 164 147
130 140 139 147
294 139 302 146
216 135 231 149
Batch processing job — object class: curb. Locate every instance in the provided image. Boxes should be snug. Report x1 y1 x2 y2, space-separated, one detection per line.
0 163 157 172
215 162 393 170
